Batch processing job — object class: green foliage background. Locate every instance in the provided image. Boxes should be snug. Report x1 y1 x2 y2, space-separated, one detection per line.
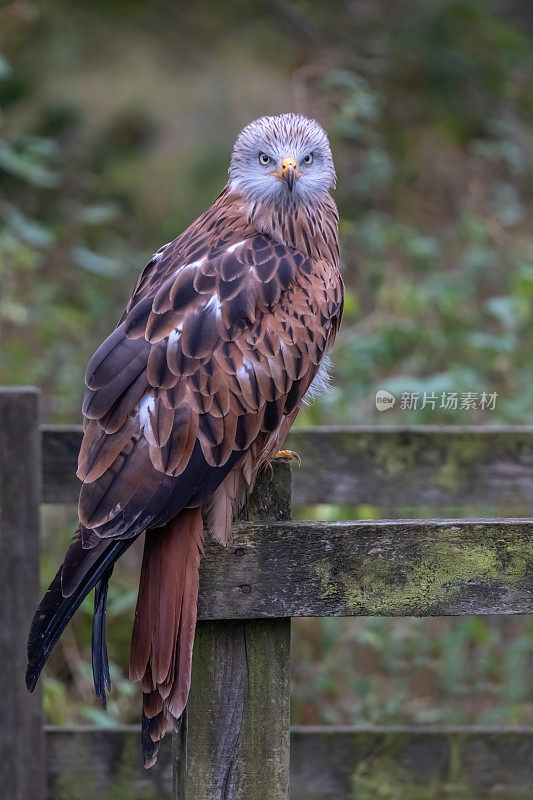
1 0 532 728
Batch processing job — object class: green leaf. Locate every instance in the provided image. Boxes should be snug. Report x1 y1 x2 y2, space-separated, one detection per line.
81 707 119 727
0 140 58 187
0 201 54 247
76 203 120 225
0 54 11 80
107 588 138 616
72 246 123 276
485 296 519 328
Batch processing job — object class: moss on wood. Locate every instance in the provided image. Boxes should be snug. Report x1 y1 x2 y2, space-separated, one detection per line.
197 519 533 618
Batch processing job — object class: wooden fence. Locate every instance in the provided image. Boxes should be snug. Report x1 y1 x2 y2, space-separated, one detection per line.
1 387 532 800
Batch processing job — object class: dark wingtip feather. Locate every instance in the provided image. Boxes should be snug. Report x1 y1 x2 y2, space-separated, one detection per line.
26 663 40 693
26 537 134 695
26 566 64 691
92 572 113 708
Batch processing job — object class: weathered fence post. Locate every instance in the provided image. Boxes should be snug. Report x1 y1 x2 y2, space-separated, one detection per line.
0 388 44 800
173 462 292 800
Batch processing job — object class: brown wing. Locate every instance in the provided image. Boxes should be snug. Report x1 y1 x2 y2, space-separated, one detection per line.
76 232 343 542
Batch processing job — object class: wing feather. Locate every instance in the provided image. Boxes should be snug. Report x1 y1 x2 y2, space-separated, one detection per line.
75 228 343 541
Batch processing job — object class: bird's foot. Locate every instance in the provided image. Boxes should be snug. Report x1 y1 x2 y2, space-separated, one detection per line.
273 449 301 466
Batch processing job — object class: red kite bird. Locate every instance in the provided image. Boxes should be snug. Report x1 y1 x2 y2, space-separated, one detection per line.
26 113 343 767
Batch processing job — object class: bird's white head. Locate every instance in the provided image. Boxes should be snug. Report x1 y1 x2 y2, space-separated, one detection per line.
228 113 336 208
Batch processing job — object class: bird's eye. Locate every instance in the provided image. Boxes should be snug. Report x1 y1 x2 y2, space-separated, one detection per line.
259 153 271 166
303 153 314 165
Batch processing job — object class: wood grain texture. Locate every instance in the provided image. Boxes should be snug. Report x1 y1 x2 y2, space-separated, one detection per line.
175 619 291 800
290 726 533 800
41 425 81 504
43 425 533 516
45 726 172 799
0 388 44 800
196 519 533 618
43 726 533 800
287 426 533 515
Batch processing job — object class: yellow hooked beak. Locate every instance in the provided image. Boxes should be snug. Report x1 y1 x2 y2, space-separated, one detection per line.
271 156 299 192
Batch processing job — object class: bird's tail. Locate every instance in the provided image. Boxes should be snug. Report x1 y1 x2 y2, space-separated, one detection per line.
26 533 134 694
129 507 204 768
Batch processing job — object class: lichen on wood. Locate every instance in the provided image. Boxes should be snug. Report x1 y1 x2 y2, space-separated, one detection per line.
197 519 533 618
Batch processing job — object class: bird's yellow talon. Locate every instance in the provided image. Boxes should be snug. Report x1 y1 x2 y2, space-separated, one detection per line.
273 450 301 466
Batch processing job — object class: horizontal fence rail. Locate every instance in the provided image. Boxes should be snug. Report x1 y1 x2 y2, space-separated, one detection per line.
287 426 533 515
198 518 533 617
45 725 533 800
43 424 533 517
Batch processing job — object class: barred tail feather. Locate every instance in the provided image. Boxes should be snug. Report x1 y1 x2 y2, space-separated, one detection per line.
129 508 204 768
